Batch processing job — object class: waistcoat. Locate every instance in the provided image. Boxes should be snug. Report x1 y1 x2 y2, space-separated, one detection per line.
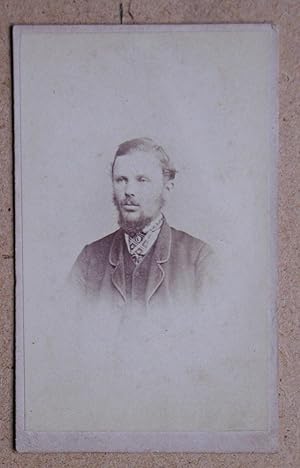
123 238 156 307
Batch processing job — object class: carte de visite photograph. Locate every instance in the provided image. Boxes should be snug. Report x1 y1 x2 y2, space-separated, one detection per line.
14 24 278 452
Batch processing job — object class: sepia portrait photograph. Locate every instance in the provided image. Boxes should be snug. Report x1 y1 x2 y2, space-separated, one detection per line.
14 24 278 452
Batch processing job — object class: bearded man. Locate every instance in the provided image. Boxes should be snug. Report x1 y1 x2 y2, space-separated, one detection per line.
70 138 213 310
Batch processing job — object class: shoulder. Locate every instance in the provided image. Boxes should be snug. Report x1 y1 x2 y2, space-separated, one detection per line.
169 227 215 288
84 229 119 255
71 229 120 280
69 230 120 292
170 226 212 257
74 229 120 268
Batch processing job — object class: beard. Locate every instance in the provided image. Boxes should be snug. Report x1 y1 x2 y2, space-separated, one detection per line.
113 193 164 235
117 212 153 235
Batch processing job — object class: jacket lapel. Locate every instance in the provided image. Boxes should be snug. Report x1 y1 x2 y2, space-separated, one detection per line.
146 221 172 303
109 221 172 304
109 229 126 302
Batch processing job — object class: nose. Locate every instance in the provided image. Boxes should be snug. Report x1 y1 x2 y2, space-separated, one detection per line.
125 180 137 197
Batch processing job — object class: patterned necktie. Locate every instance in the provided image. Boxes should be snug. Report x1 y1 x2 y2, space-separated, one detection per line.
125 215 163 265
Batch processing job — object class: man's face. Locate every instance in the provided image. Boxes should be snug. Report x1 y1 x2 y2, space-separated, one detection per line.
112 150 172 233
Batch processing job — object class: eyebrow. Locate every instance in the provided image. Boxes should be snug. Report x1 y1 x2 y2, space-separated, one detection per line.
114 173 151 179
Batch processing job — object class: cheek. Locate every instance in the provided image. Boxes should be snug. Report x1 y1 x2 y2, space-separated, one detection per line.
143 189 164 209
143 182 163 197
113 185 123 197
151 184 165 202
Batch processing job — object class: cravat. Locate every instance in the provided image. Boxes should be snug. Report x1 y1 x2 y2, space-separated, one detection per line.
125 215 163 265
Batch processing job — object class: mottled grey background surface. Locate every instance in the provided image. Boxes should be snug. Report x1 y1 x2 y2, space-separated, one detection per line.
0 0 299 466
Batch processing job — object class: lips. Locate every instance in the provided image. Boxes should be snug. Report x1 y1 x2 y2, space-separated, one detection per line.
122 204 139 211
121 200 139 207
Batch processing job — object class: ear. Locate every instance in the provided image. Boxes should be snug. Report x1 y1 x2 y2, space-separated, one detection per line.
164 180 174 193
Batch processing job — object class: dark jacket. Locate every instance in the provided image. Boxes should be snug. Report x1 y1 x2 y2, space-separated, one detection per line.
70 220 213 309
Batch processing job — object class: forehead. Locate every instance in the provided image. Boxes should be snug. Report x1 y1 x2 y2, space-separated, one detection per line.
113 150 162 176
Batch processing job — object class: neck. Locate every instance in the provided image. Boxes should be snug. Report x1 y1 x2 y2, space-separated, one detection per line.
142 213 164 234
118 212 164 236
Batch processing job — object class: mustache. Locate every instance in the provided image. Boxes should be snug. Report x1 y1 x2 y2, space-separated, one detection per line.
121 200 139 206
115 195 140 207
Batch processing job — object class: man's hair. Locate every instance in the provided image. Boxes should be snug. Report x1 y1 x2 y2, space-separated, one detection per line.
112 137 177 180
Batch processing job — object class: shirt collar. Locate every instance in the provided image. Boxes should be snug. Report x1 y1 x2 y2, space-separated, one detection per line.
109 218 172 267
141 213 164 234
124 214 164 262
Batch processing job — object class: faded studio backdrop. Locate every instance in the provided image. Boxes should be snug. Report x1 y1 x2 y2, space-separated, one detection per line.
18 27 276 431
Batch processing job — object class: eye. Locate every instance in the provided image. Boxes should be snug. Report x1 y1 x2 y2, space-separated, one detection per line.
115 176 127 183
137 176 149 182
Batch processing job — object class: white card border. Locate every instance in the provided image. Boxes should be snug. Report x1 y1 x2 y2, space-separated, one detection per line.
14 23 279 453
